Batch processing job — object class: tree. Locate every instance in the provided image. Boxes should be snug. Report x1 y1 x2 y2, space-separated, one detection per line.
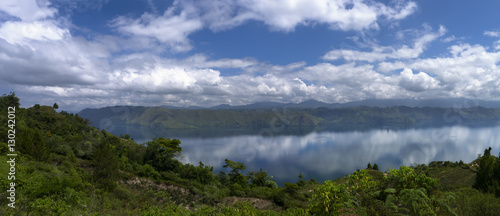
297 171 306 187
388 166 437 194
223 159 246 175
367 162 372 169
309 181 357 215
217 171 229 186
120 134 131 139
223 159 247 187
373 163 379 171
494 154 500 197
92 139 119 191
53 103 59 110
0 93 20 144
18 128 49 161
144 138 182 172
0 92 20 109
474 147 497 193
247 168 273 187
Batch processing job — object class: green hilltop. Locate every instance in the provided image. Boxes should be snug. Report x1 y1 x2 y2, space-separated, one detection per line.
2 93 500 215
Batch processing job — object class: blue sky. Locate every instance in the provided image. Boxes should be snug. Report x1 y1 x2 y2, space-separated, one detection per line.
1 0 500 111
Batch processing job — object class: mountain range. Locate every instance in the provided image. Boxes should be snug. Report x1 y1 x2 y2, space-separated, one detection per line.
160 98 500 110
79 101 500 130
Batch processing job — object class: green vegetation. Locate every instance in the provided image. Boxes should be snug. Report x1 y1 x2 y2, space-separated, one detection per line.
79 105 500 129
2 93 500 215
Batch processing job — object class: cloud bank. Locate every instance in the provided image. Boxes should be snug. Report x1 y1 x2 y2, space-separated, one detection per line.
1 0 499 111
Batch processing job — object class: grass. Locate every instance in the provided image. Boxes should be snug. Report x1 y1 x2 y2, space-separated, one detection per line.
429 166 476 191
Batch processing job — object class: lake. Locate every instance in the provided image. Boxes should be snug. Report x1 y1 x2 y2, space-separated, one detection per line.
106 124 500 186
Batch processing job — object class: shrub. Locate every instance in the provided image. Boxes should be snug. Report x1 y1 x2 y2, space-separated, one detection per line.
387 166 437 194
308 180 357 216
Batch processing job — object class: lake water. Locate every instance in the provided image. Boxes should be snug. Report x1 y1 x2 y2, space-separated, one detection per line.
107 124 500 185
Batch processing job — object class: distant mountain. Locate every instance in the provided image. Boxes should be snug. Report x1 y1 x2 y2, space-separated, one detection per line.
79 105 500 130
79 106 324 129
339 98 500 109
161 105 206 110
210 101 292 109
294 99 337 109
205 98 500 109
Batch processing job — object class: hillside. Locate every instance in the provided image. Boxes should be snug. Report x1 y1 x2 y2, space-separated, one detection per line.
2 93 500 215
79 105 500 129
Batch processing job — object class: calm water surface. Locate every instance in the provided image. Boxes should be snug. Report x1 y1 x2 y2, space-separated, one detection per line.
110 124 500 185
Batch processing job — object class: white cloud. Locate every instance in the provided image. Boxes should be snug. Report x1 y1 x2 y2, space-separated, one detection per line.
442 35 456 43
0 20 69 45
323 25 446 62
382 1 417 20
111 8 203 52
182 0 417 32
106 0 418 54
494 40 500 50
183 54 258 69
398 68 440 92
484 30 500 37
0 0 57 21
11 38 500 111
378 43 500 100
4 0 500 112
112 63 223 94
0 22 113 87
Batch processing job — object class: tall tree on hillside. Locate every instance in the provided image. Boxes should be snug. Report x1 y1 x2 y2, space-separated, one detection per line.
223 159 247 187
247 168 272 187
92 138 119 191
144 138 182 172
474 147 497 193
18 128 49 161
0 93 20 144
0 92 20 109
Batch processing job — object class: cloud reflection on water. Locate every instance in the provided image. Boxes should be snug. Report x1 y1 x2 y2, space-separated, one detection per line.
177 125 500 184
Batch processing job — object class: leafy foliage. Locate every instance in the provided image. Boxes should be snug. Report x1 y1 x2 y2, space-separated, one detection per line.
144 137 182 172
92 137 119 191
386 166 437 194
248 168 276 188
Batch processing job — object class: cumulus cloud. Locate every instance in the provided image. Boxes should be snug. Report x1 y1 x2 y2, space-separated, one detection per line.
0 28 115 86
110 60 223 95
398 68 440 92
11 38 500 111
2 0 500 112
379 43 500 99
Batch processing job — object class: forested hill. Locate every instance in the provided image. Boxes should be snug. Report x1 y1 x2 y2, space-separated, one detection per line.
79 105 500 129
